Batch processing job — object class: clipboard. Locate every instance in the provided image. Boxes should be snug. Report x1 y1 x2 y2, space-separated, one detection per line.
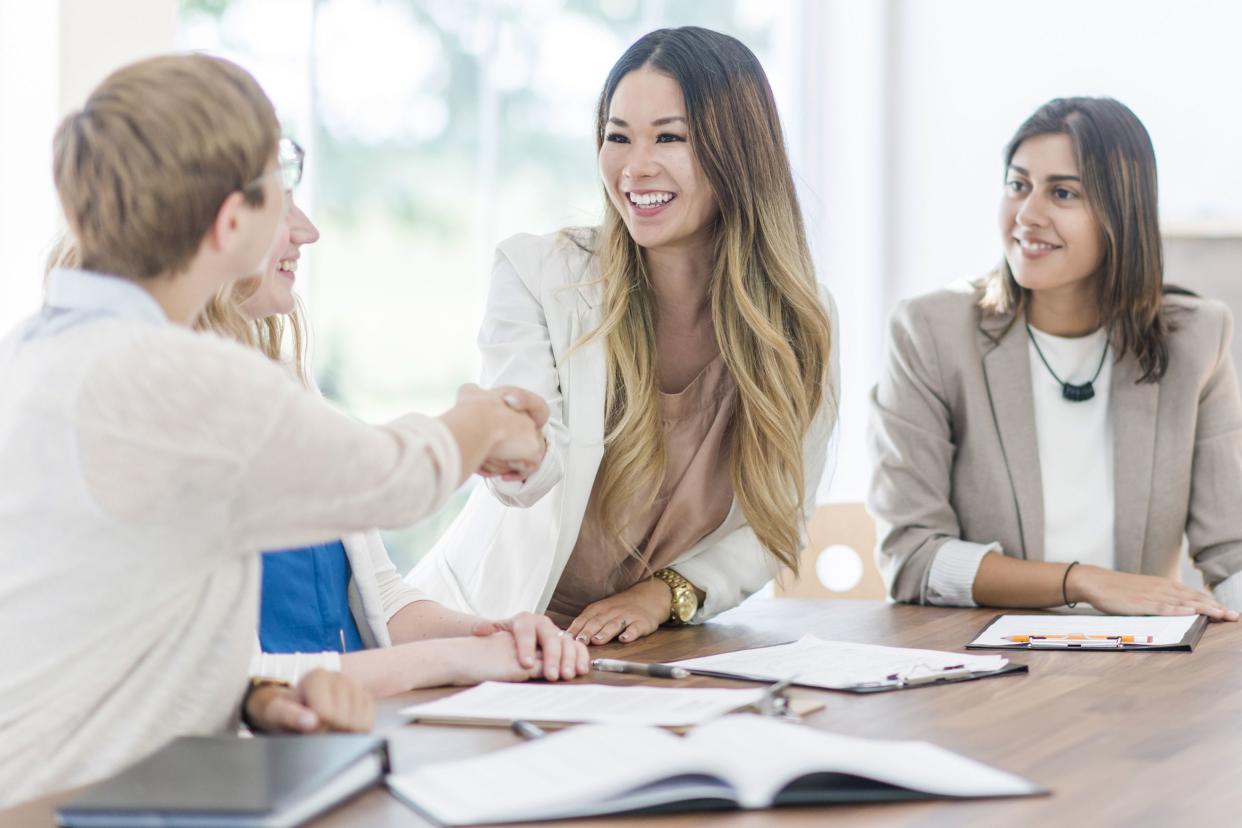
830 661 1028 694
675 644 1029 694
965 613 1208 652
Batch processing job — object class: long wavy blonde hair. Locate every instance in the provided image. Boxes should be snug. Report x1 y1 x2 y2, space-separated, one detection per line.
196 277 310 386
586 27 834 572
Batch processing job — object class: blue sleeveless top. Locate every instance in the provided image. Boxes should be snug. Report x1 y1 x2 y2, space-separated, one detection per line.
259 540 366 653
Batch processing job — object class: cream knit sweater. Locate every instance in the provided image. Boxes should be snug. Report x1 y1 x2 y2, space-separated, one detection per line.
0 272 460 805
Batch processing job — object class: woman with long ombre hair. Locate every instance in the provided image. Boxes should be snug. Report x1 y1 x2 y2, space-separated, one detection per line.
869 96 1242 619
409 26 839 644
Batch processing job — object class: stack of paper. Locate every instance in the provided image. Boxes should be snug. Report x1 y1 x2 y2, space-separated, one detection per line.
400 682 767 728
669 635 1010 690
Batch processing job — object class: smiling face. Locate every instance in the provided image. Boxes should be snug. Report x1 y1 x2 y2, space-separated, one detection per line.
999 132 1104 297
239 198 320 319
597 67 718 253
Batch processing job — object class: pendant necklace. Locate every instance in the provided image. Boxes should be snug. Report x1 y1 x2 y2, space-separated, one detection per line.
1026 324 1109 403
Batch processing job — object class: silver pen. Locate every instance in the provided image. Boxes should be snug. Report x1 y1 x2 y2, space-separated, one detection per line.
591 658 691 679
511 720 548 740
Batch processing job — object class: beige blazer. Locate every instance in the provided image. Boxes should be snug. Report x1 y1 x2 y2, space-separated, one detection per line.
868 284 1242 605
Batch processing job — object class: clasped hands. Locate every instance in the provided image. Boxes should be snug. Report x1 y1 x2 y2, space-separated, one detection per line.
245 612 591 735
455 383 548 482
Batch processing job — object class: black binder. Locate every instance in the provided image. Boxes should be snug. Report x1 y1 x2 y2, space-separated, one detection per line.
56 734 388 828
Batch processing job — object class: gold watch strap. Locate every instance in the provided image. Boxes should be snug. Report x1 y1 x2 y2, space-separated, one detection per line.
653 568 698 625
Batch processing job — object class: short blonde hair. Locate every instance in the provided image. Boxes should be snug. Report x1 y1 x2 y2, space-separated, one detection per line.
52 53 279 279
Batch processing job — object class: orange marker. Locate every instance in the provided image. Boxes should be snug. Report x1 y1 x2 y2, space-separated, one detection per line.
1004 634 1152 644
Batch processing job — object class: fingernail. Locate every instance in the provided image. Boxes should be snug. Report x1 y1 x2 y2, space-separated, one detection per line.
575 634 587 642
593 633 605 641
502 394 520 408
297 711 317 729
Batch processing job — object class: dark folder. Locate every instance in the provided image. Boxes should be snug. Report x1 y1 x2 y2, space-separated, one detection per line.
56 734 388 828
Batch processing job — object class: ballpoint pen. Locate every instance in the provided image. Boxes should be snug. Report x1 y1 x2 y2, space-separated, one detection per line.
591 658 691 679
886 664 972 686
511 720 548 741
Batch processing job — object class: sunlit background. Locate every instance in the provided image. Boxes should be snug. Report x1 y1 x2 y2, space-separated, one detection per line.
3 0 1240 581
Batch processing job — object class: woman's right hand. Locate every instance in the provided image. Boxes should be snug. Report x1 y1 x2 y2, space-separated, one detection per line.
245 669 375 733
439 384 548 481
484 385 547 464
1069 564 1240 621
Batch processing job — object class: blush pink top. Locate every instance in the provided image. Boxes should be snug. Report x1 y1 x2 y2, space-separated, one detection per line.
546 355 736 626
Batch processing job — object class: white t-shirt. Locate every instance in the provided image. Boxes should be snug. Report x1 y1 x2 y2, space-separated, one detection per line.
1027 325 1115 570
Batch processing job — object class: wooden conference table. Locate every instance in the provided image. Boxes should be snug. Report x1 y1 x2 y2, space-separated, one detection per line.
6 598 1242 827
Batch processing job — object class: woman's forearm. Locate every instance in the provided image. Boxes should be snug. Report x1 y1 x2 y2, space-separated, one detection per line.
386 600 481 644
340 639 463 697
971 553 1078 608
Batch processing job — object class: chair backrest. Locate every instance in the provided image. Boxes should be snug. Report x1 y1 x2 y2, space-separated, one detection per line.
773 502 887 600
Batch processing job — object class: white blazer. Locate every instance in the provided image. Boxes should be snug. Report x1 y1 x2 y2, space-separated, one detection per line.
407 230 840 622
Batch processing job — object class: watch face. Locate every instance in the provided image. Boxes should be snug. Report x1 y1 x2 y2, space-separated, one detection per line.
673 590 698 622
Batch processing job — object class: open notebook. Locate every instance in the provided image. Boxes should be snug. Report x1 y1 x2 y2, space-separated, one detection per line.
388 715 1044 825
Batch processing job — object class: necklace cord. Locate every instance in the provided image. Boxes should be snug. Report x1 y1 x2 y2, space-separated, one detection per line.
1026 323 1109 388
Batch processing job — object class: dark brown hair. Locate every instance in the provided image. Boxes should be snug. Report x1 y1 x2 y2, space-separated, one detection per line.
981 96 1169 382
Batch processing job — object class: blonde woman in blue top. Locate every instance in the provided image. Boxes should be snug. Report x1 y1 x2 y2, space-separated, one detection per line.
195 169 589 696
48 158 589 697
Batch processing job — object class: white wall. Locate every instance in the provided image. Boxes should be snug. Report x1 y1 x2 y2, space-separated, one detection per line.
0 1 58 332
0 0 176 333
889 0 1242 302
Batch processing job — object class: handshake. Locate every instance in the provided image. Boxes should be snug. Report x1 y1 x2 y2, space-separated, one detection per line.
439 384 550 484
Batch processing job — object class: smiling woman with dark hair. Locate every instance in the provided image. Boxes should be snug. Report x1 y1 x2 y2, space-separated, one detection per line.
409 26 839 644
869 96 1242 619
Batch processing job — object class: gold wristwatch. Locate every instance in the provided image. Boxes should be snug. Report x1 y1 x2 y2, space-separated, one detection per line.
653 568 699 625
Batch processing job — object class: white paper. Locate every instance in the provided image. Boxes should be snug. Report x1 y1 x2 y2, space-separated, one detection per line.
387 715 1041 825
669 635 1008 689
399 681 766 727
687 716 1040 807
970 614 1197 647
388 724 725 825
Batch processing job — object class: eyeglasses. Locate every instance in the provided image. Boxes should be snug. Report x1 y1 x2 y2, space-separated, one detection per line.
245 136 305 194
